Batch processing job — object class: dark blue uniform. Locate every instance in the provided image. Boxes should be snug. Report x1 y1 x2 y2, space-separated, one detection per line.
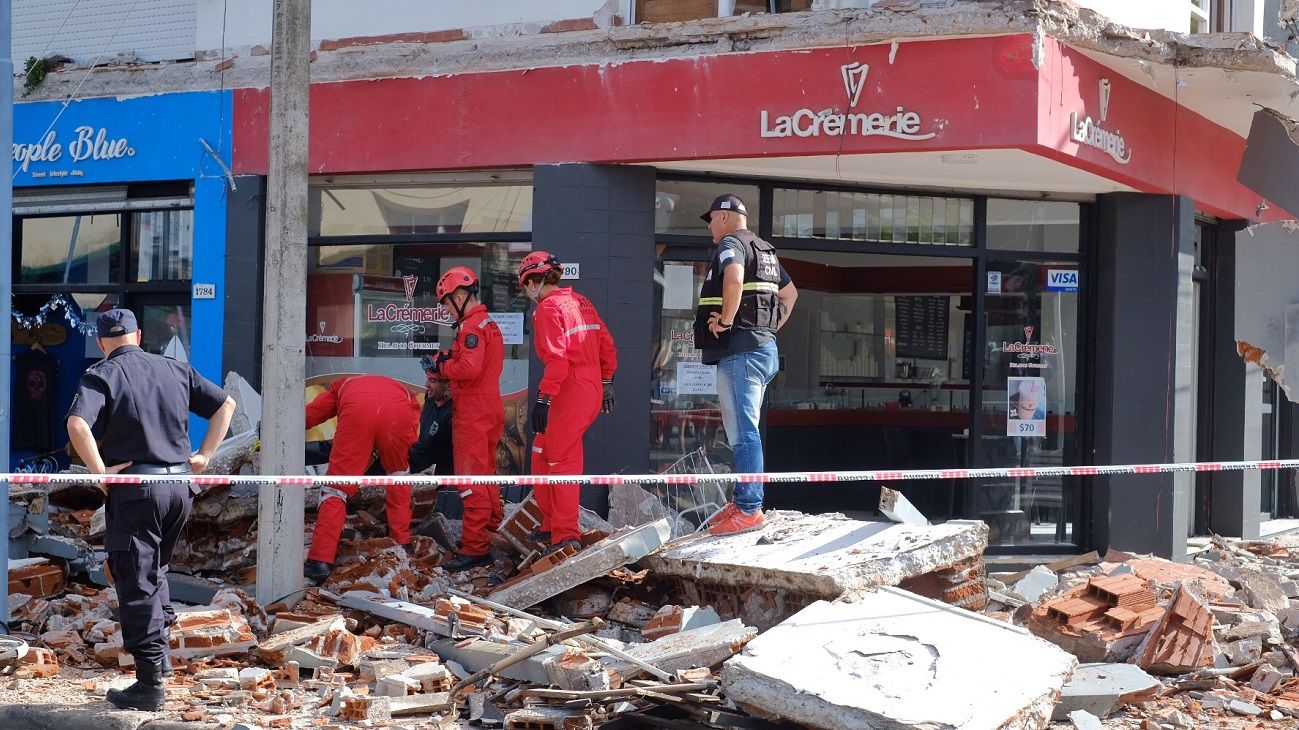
67 344 228 671
408 395 454 475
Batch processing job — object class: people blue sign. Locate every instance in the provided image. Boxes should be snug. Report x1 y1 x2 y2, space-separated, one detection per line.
12 91 230 186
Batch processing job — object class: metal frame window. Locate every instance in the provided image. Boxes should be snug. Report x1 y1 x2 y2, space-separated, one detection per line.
654 172 1095 553
12 183 194 298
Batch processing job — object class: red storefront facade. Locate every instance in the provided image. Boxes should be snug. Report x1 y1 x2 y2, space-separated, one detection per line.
225 32 1278 557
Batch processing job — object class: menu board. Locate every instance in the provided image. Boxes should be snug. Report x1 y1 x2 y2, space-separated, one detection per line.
895 296 950 360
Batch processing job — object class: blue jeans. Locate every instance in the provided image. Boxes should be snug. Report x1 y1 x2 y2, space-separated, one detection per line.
715 339 779 514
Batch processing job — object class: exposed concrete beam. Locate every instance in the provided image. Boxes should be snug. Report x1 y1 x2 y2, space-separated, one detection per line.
18 1 1298 107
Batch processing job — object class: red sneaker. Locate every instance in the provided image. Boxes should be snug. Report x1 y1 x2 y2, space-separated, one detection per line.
705 502 739 527
708 508 766 536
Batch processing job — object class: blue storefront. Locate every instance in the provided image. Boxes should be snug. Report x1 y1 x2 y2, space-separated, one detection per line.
10 91 232 470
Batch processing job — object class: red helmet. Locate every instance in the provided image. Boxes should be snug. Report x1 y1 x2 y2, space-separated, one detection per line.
517 251 561 287
435 267 479 301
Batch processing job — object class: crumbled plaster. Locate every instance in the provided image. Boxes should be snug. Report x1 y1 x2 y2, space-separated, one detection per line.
16 1 1298 103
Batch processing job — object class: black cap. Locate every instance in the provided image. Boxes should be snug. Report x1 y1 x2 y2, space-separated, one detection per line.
700 194 750 223
96 309 138 338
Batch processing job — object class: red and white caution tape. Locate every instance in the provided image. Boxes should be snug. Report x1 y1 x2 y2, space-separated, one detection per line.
6 458 1299 488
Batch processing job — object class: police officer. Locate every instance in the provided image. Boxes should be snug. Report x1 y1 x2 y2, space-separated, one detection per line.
65 309 235 711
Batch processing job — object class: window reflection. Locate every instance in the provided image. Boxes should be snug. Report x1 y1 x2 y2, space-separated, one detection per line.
20 214 122 284
310 184 533 236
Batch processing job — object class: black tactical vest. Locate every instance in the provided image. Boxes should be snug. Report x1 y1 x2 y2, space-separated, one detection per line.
693 230 782 351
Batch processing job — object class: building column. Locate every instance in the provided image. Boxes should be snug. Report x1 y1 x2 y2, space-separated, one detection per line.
531 164 657 514
1210 220 1261 538
1092 193 1196 559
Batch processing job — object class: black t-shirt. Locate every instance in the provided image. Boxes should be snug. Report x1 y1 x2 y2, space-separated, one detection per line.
14 349 59 452
66 346 228 465
409 396 454 475
700 235 792 366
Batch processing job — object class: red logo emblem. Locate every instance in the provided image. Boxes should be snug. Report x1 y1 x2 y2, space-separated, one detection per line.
403 275 418 303
1024 325 1034 341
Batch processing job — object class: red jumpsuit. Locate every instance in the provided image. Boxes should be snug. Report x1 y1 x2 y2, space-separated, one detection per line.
530 288 617 544
440 305 506 556
305 375 420 564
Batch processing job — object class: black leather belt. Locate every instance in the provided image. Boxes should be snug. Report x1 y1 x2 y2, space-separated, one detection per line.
122 463 191 475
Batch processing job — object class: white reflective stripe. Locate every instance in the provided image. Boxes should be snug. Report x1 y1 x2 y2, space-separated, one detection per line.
320 486 349 504
478 319 490 329
564 323 601 337
532 446 544 453
460 488 474 497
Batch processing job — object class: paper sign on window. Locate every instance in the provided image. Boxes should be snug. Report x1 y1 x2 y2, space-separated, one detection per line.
1007 376 1047 437
677 362 717 395
489 312 525 345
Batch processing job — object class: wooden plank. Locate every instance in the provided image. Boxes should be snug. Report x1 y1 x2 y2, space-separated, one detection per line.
1000 551 1100 585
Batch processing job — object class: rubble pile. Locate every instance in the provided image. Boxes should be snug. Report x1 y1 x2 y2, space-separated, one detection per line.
5 473 1065 729
986 534 1299 727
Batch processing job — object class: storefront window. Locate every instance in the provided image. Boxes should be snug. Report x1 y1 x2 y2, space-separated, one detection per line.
974 260 1082 545
772 189 974 245
306 241 533 474
309 183 533 237
140 303 193 360
132 209 194 282
987 200 1081 253
20 214 123 284
655 180 761 236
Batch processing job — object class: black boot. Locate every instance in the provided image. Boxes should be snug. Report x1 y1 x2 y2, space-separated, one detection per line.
540 539 582 557
303 559 332 585
443 553 492 572
106 659 165 711
160 630 173 679
527 530 551 545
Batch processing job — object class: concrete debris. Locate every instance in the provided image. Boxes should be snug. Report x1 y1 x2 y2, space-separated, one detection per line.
1052 663 1161 720
721 591 1076 729
644 511 989 624
489 519 671 609
879 486 928 527
1068 709 1105 730
20 476 1199 730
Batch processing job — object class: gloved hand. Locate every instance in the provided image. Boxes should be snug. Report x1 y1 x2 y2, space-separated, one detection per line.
601 380 615 414
531 396 551 434
421 350 452 374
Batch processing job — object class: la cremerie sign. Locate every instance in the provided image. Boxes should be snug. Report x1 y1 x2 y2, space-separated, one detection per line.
760 62 935 141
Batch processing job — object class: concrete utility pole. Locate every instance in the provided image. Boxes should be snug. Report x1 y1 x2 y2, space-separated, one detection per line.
256 0 311 607
0 0 14 627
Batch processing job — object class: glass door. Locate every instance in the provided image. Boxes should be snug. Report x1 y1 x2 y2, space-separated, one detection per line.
974 260 1082 545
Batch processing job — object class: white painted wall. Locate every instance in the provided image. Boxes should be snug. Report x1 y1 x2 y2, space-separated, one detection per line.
196 0 632 52
1072 0 1193 32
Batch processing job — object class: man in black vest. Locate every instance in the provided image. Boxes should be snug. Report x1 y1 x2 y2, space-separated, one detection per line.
694 194 798 535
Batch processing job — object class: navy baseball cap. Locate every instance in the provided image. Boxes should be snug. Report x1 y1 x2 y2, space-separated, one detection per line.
700 194 750 222
96 309 138 338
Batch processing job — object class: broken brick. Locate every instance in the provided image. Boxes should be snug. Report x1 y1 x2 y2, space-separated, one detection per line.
18 647 59 678
8 562 65 598
341 695 391 722
1137 585 1216 675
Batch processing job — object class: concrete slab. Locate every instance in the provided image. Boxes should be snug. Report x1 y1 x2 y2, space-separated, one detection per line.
489 520 671 609
720 590 1076 730
1051 663 1161 720
602 619 757 681
642 511 988 598
426 638 567 685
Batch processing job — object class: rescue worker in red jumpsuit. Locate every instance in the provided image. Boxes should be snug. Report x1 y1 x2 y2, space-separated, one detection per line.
428 267 506 571
303 375 420 584
518 252 617 555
